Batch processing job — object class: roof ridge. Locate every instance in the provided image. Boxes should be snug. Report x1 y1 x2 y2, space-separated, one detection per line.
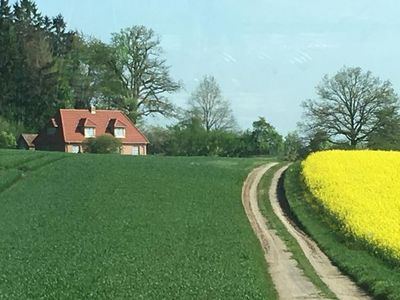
59 108 122 112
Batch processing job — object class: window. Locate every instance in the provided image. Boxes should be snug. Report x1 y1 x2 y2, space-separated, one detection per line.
114 127 125 138
71 145 80 153
84 127 95 138
132 145 139 156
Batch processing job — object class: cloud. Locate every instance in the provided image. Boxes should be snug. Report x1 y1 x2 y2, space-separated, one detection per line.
221 52 237 63
306 42 337 49
299 51 312 61
289 50 313 65
257 53 272 61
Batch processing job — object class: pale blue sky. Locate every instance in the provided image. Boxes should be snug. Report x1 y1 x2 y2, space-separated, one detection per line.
30 0 400 133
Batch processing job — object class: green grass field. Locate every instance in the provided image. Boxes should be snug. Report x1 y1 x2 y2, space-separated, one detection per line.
0 149 277 299
284 163 400 300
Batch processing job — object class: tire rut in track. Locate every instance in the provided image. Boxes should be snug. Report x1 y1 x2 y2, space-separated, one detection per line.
270 165 370 300
242 163 371 300
242 163 326 299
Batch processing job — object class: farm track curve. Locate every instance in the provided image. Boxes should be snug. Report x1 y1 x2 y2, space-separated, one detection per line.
242 163 371 300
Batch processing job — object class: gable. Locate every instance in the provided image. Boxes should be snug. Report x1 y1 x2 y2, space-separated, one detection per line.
19 134 38 147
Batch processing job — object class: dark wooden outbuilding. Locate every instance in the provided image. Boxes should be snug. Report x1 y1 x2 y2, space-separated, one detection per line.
17 134 38 150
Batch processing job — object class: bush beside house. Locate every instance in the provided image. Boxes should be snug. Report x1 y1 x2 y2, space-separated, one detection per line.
82 135 122 154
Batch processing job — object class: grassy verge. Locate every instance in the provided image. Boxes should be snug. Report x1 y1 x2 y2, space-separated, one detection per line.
284 162 400 300
0 150 277 299
258 163 337 299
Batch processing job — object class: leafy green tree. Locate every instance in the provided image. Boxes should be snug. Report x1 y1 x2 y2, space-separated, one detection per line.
165 117 208 156
62 36 117 109
307 130 330 152
82 135 122 154
144 125 171 155
283 132 304 161
234 130 255 157
145 120 243 157
368 111 400 150
251 117 283 156
203 130 240 157
106 25 181 122
301 67 399 148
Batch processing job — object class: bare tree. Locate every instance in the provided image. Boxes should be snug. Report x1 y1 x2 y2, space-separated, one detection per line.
301 67 399 147
108 26 181 122
188 75 236 132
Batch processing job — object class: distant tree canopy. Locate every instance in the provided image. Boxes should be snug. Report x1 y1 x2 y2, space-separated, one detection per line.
301 67 399 148
250 117 283 156
283 131 304 161
105 26 181 122
367 112 400 150
0 0 77 131
188 75 236 132
144 116 284 158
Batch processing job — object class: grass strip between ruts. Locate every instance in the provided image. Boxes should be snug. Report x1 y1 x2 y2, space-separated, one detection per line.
257 163 337 299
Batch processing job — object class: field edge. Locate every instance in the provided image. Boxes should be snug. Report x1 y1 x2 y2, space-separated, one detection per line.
283 162 400 299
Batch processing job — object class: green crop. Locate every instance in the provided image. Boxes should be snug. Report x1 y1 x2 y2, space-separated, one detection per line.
0 150 277 299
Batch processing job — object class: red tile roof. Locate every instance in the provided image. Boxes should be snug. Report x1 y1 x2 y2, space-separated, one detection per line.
113 119 127 127
59 109 148 144
81 118 97 127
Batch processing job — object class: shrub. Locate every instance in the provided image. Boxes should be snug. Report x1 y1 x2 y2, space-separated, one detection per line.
0 131 16 149
82 135 122 154
0 117 26 137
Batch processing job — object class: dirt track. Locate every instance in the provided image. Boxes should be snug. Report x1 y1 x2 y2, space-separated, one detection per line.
242 163 370 300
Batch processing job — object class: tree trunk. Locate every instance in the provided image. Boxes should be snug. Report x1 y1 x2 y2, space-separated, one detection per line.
350 138 357 148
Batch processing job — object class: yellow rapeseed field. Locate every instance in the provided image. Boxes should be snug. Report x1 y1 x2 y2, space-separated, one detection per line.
302 150 400 260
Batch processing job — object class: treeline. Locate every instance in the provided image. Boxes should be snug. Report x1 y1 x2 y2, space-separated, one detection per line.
0 0 292 158
2 0 400 159
145 116 288 157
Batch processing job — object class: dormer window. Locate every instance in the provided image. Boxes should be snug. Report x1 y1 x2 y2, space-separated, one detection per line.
79 118 96 138
84 127 95 138
114 127 125 138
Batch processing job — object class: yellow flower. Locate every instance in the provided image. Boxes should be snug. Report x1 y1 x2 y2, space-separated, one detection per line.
302 150 400 260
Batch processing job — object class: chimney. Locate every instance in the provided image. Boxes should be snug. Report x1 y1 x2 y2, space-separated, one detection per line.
90 105 96 114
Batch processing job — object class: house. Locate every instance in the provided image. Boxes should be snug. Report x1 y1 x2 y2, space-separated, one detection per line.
17 133 38 150
33 107 149 155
